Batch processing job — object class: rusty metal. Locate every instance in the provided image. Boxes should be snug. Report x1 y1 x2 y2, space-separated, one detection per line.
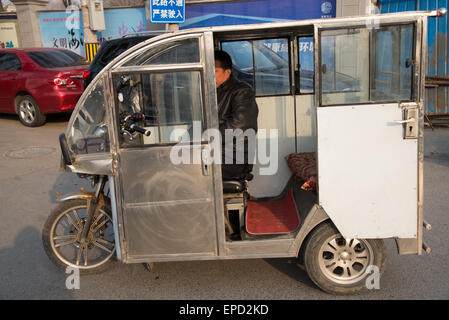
425 80 449 86
426 75 449 80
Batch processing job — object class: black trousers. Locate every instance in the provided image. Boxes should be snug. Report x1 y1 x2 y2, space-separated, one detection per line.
221 164 253 180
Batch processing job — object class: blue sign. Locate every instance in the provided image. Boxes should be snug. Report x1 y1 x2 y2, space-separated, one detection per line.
180 0 336 29
150 0 185 24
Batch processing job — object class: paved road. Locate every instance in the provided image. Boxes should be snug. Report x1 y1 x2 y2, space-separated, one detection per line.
0 114 448 299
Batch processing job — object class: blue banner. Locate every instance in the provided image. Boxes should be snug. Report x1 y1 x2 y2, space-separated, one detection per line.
38 10 85 57
97 8 147 43
180 0 336 29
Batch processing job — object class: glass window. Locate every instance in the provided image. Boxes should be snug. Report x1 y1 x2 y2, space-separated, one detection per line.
320 24 415 106
26 50 88 68
123 38 200 66
298 36 314 94
222 38 291 96
0 53 22 71
67 80 109 156
320 28 369 105
114 71 203 147
221 40 254 88
371 24 414 101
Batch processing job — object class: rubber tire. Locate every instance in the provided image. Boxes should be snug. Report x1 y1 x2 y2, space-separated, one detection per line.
42 198 116 275
302 221 386 295
16 95 46 127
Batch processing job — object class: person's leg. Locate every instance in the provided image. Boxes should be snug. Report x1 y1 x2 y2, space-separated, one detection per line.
221 164 246 180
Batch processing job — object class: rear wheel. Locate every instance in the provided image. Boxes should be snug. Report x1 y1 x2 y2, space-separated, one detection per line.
303 221 386 295
16 95 46 127
42 199 116 274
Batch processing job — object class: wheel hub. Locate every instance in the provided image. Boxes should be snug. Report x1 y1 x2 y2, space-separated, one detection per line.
339 251 351 262
318 236 374 285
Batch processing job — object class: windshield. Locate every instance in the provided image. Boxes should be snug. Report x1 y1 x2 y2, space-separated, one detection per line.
26 50 89 68
67 79 109 156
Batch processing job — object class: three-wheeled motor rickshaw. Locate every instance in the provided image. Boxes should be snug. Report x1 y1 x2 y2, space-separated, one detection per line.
42 8 446 294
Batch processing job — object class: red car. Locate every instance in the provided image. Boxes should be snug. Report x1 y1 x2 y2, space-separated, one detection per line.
0 48 89 126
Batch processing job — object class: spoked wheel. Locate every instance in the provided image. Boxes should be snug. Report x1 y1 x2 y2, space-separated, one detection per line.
303 221 386 295
16 95 46 127
42 199 116 274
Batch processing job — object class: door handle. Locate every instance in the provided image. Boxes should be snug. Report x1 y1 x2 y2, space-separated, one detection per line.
393 117 415 124
201 147 210 176
397 104 419 139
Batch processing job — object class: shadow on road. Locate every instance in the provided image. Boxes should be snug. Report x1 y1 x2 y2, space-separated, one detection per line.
0 112 71 125
424 154 449 169
264 257 319 290
46 113 72 124
0 226 75 299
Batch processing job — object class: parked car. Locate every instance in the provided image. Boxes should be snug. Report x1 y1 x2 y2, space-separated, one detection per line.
0 48 89 127
83 34 161 89
223 40 360 95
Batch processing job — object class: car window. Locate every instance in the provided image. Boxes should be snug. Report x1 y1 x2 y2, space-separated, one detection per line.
221 38 291 96
320 24 414 106
0 53 22 71
113 71 204 147
123 38 200 66
26 50 88 68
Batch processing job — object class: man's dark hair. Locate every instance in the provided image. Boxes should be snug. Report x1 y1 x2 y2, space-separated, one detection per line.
215 50 232 70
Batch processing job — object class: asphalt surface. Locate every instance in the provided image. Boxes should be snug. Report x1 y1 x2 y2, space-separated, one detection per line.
0 113 448 300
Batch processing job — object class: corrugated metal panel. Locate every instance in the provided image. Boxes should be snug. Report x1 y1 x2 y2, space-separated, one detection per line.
380 0 449 115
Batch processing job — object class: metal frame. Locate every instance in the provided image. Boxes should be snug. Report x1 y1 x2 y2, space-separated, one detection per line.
62 10 435 262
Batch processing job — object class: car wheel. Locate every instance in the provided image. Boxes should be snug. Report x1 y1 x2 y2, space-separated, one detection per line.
303 221 386 295
16 95 46 127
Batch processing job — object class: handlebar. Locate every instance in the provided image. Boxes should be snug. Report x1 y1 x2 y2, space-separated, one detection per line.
129 123 151 136
120 112 151 139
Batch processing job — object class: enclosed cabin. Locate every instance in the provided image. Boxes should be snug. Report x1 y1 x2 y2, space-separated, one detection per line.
61 10 434 265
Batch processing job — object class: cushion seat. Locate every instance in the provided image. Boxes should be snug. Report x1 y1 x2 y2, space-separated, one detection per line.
222 173 253 194
223 180 245 193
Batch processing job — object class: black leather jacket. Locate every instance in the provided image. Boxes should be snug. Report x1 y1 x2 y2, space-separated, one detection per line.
217 75 259 140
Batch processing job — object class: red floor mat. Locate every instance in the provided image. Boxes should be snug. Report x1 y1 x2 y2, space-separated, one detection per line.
246 189 300 235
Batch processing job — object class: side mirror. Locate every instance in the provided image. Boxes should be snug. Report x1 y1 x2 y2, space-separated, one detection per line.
59 133 73 166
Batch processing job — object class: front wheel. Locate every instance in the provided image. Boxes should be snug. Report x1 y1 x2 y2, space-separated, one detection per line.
42 198 116 274
303 221 386 295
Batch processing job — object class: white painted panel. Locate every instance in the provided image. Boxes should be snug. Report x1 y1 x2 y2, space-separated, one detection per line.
295 94 317 153
317 103 417 238
248 96 296 198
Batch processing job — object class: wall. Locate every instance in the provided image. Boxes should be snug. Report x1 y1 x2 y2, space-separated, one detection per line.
0 14 20 48
379 0 449 116
336 0 371 17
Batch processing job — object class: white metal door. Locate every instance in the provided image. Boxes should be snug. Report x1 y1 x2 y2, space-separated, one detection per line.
315 18 424 239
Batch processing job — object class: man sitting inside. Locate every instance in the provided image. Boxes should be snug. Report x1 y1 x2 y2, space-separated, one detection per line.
214 50 259 181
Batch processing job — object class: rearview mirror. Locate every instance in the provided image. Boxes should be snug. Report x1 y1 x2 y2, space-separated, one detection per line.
59 133 73 166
